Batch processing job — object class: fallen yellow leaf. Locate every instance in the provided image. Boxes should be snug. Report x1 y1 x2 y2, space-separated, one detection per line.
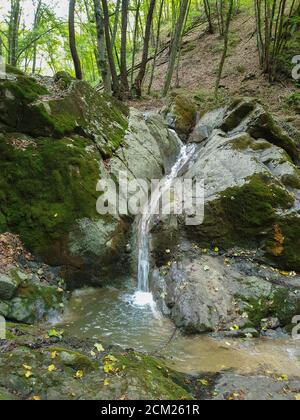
48 364 57 372
94 343 104 352
295 394 300 400
104 379 109 386
25 371 33 379
75 370 84 379
32 396 41 401
198 379 209 386
51 351 58 360
23 364 32 371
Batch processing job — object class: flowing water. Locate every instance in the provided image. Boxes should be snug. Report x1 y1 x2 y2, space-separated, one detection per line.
56 130 300 378
58 285 300 376
135 135 196 306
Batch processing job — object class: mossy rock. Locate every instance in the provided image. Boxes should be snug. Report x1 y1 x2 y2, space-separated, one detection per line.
0 68 129 158
188 173 300 270
0 133 100 259
0 324 194 400
165 94 197 141
0 278 64 324
245 288 300 329
221 98 300 163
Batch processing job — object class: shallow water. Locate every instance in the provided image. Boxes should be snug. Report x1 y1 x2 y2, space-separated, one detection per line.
57 284 300 377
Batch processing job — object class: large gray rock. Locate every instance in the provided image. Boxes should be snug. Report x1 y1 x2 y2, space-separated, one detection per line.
152 251 300 333
154 98 300 272
0 269 64 324
0 273 20 300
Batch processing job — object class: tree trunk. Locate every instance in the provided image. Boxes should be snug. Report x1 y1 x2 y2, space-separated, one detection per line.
148 0 165 94
120 0 130 97
203 0 214 34
134 0 156 97
68 0 83 80
101 0 120 97
32 0 42 74
130 0 141 87
215 0 234 95
93 0 111 93
8 0 21 67
162 0 189 97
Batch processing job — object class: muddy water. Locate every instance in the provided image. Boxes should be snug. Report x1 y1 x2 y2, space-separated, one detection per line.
57 285 300 377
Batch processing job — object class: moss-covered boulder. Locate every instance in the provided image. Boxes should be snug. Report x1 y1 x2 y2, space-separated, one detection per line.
152 99 300 273
0 67 182 286
179 100 300 271
0 324 194 400
163 93 197 141
220 97 300 163
0 66 128 158
0 269 64 324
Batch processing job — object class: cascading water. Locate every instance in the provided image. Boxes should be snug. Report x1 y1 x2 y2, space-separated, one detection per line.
134 131 196 306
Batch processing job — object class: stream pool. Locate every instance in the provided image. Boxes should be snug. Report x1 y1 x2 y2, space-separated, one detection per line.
56 282 300 377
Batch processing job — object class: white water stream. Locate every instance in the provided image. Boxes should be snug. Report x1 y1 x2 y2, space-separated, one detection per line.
134 133 196 306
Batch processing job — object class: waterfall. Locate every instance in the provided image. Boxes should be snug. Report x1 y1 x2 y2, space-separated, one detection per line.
135 131 196 303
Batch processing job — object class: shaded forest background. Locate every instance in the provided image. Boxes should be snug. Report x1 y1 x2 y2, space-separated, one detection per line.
0 0 299 113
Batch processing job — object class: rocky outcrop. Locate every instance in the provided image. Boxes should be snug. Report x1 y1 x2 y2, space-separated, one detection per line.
0 67 179 286
0 323 194 400
153 98 300 274
163 93 197 141
0 269 64 324
152 246 300 333
149 98 300 333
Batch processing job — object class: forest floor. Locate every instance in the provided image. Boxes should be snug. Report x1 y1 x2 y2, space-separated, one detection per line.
128 10 300 129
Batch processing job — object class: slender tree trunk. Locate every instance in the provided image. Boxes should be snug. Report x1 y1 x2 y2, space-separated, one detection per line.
162 0 189 97
175 0 191 88
215 0 234 95
8 0 21 67
203 0 214 34
32 0 42 74
134 0 156 97
69 0 83 79
148 0 164 94
93 0 111 93
120 0 130 97
130 0 141 87
101 0 120 97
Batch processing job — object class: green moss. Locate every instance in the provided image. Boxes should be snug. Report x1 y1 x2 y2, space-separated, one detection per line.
266 214 300 271
170 94 197 139
0 134 100 259
114 352 193 400
281 172 300 190
229 134 272 152
221 99 256 132
246 288 300 328
220 176 294 242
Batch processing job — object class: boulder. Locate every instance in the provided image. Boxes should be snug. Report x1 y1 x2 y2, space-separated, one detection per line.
152 252 300 333
152 98 300 272
163 93 197 141
0 270 64 324
0 324 194 400
0 272 21 300
0 67 180 286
